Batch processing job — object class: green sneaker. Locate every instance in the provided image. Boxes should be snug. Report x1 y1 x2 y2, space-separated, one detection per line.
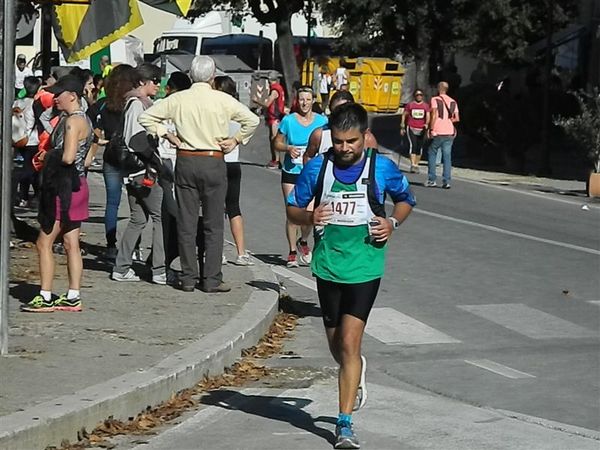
54 294 82 312
21 295 55 313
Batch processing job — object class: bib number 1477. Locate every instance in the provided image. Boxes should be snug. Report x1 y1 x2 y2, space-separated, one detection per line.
332 200 356 216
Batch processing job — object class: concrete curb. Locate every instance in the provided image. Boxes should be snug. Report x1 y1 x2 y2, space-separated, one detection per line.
0 261 280 450
492 408 600 441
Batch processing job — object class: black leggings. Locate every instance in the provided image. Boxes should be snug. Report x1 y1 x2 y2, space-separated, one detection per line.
407 127 427 156
225 162 241 218
16 146 39 201
316 277 381 328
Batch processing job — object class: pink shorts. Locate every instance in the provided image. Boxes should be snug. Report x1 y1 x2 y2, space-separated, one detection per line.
55 177 89 223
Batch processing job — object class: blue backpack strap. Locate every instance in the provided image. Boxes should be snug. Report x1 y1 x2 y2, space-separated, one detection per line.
313 148 334 208
366 148 386 218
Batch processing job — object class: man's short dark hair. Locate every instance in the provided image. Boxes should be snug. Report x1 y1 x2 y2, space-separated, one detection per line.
329 102 368 133
69 67 93 84
329 90 354 107
23 76 42 98
167 71 192 92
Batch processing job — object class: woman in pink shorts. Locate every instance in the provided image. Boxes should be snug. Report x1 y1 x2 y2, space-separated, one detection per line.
22 74 93 313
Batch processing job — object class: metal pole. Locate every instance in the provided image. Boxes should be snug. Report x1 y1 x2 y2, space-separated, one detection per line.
41 2 52 79
539 0 554 176
1 0 17 355
305 0 312 85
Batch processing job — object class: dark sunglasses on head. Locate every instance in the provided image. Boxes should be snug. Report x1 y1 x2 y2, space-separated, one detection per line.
297 86 313 94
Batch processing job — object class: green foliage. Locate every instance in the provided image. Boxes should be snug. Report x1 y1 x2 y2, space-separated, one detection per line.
190 0 304 23
190 0 247 17
554 90 600 172
318 0 578 66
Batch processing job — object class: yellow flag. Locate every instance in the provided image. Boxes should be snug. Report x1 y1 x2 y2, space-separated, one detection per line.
139 0 192 16
52 0 144 62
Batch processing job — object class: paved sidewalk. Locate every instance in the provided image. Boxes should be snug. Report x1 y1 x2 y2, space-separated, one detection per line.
1 170 279 449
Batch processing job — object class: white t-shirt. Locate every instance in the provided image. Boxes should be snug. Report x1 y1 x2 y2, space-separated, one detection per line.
15 66 33 89
335 67 348 88
319 73 331 94
224 121 241 163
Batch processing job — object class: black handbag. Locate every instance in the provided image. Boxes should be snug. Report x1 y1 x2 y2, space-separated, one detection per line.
104 135 146 173
103 100 146 173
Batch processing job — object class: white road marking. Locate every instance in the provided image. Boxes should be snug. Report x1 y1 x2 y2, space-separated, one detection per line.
410 208 600 255
464 359 536 379
271 265 317 291
458 303 597 339
365 307 461 345
379 150 596 208
455 177 597 208
587 300 600 306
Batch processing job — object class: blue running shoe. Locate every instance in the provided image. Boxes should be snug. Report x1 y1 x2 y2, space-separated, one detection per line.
334 421 360 449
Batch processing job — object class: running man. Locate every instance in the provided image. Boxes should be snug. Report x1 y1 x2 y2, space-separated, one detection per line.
287 103 415 448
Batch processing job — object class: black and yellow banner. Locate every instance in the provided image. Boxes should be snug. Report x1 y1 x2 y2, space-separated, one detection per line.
52 0 144 63
140 0 192 16
51 0 192 63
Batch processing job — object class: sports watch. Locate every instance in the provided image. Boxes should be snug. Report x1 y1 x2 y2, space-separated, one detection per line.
388 217 399 230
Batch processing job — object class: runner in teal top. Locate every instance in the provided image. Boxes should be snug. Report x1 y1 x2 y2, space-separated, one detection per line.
273 86 328 268
287 103 415 449
278 104 327 174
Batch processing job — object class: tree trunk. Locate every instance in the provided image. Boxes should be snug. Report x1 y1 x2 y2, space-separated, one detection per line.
414 56 429 93
276 17 300 106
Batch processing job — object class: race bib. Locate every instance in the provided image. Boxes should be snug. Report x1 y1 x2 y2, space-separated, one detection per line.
411 109 425 119
323 191 369 226
291 146 306 165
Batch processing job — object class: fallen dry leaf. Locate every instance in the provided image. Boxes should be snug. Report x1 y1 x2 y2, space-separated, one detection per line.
46 311 298 449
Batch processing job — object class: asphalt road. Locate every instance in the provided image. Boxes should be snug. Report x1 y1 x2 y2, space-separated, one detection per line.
123 124 600 449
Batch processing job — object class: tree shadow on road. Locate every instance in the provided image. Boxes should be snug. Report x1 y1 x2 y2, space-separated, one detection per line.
251 253 288 266
279 296 322 319
9 282 39 305
200 389 335 445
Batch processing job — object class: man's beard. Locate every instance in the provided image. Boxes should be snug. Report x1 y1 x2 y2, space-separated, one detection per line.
334 150 362 166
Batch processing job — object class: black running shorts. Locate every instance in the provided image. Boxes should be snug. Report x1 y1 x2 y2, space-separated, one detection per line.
281 170 299 185
316 277 381 328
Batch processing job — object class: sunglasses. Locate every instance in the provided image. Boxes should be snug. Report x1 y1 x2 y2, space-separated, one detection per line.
415 93 424 97
150 78 161 85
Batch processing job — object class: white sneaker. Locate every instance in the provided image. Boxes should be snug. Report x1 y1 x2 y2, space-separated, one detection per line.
152 272 167 285
222 254 228 265
234 254 255 266
296 239 312 265
111 268 140 282
353 355 368 411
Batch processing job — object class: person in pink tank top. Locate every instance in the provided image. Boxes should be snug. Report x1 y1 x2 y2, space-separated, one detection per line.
427 81 460 189
401 88 430 173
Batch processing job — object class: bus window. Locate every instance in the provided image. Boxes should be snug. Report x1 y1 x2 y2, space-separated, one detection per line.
200 34 273 70
154 36 198 54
